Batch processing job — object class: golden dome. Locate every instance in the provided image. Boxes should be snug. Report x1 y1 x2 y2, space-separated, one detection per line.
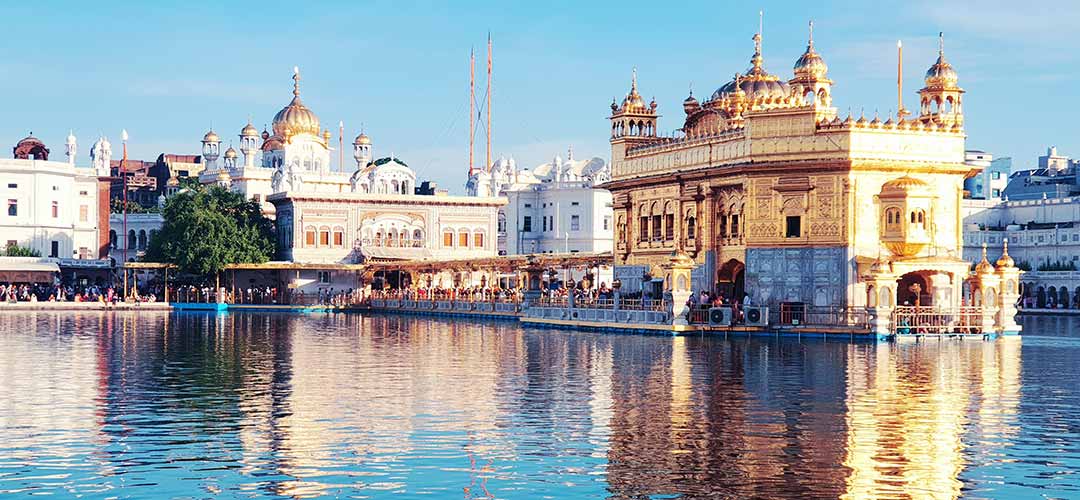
924 33 959 88
974 244 994 274
241 122 259 138
272 67 321 138
793 22 828 80
354 132 371 145
616 68 650 114
995 240 1015 269
712 33 791 101
880 176 933 198
202 129 220 143
224 146 238 159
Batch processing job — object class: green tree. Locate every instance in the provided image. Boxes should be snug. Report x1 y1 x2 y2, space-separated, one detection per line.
4 244 40 257
145 185 275 276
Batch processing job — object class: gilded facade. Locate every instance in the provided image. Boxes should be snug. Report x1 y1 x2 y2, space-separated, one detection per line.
603 26 1020 328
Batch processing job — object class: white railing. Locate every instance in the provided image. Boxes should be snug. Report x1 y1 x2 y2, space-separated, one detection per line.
892 306 986 335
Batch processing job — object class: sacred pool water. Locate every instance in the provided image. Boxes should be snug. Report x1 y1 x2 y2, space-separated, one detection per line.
0 311 1077 499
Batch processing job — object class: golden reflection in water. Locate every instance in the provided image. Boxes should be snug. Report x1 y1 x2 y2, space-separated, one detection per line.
841 338 1022 500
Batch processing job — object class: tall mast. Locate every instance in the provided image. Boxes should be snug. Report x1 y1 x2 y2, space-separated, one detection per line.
338 120 344 172
469 48 476 176
486 33 492 173
897 40 907 119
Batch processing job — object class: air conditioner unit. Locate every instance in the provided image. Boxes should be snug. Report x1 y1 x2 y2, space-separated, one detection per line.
708 306 733 326
744 306 769 327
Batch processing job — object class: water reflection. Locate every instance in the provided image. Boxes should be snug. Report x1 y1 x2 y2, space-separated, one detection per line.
0 312 1076 498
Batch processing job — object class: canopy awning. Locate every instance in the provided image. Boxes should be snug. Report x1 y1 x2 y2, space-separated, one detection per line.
0 258 60 283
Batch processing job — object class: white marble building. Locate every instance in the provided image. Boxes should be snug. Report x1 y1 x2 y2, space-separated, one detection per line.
0 133 109 261
469 150 613 256
198 67 358 215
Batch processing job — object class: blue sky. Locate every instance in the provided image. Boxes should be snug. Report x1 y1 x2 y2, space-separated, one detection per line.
2 0 1077 193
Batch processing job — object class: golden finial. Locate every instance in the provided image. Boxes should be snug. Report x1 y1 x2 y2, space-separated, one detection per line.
631 67 637 93
938 31 944 55
808 20 814 49
292 66 301 97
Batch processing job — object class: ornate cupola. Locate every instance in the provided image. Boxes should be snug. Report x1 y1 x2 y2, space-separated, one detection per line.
353 131 373 168
609 68 658 142
878 176 935 257
239 121 259 168
14 133 49 161
683 88 700 115
789 21 832 108
201 129 221 168
918 32 964 128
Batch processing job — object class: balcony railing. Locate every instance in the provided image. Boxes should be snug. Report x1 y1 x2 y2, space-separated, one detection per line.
892 306 987 335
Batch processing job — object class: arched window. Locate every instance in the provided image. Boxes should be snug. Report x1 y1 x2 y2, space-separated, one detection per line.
392 180 400 194
387 230 397 247
413 229 423 247
375 231 383 246
333 227 344 247
443 229 454 247
319 226 330 247
686 213 696 240
304 226 316 247
128 230 136 249
137 230 147 250
473 231 484 248
639 205 649 241
109 230 117 247
458 229 470 248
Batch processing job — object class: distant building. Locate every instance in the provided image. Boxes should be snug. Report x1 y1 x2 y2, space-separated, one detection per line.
963 151 1009 200
0 132 111 283
1002 146 1080 201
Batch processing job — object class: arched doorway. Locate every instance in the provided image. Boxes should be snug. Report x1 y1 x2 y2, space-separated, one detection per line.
897 272 931 306
1036 286 1046 308
716 259 745 301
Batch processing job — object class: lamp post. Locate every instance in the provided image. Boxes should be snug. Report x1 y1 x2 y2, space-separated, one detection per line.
121 129 129 298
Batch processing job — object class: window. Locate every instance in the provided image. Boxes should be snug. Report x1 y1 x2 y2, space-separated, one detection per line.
571 215 580 231
318 271 331 284
305 227 316 246
992 189 1001 198
651 214 661 240
523 216 532 232
664 214 674 240
50 201 58 218
50 241 59 258
786 216 801 238
52 186 58 191
333 228 344 247
79 205 88 222
79 190 88 196
7 199 17 217
458 231 469 247
524 203 532 208
603 216 611 231
639 216 649 241
443 230 454 247
6 184 15 189
1074 234 1079 242
549 216 554 232
78 247 88 259
686 216 696 239
571 202 579 206
319 228 330 246
731 214 739 237
992 171 1002 180
474 232 484 248
542 216 548 232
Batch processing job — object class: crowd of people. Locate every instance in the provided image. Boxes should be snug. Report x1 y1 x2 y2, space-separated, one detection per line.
370 286 522 303
0 282 127 303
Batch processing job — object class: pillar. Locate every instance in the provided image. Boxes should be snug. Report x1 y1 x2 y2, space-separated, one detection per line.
665 251 695 326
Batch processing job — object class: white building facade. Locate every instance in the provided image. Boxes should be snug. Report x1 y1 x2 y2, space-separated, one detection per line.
1 133 109 261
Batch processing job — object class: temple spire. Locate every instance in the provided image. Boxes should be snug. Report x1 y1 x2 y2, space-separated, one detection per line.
292 66 301 97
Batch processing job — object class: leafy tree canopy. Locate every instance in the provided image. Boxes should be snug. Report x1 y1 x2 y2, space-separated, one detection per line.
145 185 275 276
4 244 40 257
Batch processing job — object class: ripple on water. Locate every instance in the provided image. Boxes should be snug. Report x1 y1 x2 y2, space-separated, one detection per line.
0 311 1077 498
